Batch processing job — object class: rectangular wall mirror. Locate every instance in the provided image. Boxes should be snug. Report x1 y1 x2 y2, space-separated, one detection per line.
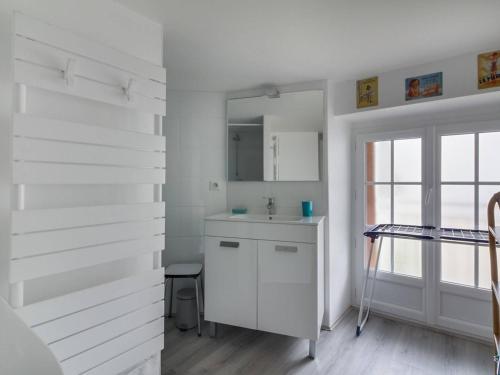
227 90 324 182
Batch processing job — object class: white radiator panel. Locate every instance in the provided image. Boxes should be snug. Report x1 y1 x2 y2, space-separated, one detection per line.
82 336 164 375
15 12 166 83
14 35 166 100
13 138 165 168
13 162 165 184
13 114 165 152
49 302 164 361
10 236 165 282
16 269 164 326
10 12 166 374
11 219 165 258
15 60 165 115
12 202 165 233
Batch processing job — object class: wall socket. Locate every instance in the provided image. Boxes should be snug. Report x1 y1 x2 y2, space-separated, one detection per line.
209 181 221 191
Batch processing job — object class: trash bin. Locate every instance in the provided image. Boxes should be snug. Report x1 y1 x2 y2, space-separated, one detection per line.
176 288 197 331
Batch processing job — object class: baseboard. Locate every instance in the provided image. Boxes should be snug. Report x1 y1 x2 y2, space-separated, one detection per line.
321 306 353 331
351 305 494 346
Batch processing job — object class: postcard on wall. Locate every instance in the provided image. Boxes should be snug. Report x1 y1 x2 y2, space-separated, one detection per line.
405 72 443 101
478 50 500 90
356 77 378 108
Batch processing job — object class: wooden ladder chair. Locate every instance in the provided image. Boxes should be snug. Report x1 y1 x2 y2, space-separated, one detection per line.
488 192 500 375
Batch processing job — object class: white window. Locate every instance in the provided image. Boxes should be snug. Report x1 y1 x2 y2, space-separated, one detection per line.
364 137 423 278
439 131 500 289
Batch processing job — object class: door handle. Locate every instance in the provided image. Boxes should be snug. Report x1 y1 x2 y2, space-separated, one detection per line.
275 245 298 253
220 241 239 248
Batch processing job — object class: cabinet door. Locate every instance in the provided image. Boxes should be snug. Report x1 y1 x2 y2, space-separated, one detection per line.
258 240 318 340
205 236 258 329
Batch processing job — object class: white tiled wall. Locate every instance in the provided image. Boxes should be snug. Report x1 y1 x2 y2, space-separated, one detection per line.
163 90 227 310
164 89 227 263
163 89 328 313
227 181 326 216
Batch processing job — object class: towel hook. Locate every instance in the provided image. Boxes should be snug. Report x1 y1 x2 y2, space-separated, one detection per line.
123 78 135 102
63 58 76 87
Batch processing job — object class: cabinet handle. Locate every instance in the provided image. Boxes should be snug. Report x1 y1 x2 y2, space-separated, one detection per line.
275 245 298 253
220 241 239 248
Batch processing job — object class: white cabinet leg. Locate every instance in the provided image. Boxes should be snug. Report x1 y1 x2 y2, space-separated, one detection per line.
308 339 317 359
209 322 217 338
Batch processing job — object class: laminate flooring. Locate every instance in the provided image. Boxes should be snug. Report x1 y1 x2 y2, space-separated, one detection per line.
161 309 494 375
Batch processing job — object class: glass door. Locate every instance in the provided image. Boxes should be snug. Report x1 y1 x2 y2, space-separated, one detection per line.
365 137 423 277
355 129 428 324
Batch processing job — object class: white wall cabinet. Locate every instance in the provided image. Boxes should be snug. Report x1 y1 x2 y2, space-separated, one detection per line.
204 214 324 358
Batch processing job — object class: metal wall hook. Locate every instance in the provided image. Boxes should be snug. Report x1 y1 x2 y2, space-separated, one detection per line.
63 58 76 87
123 78 135 102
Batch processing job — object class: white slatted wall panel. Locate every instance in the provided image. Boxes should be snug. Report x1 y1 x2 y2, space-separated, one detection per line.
9 12 166 375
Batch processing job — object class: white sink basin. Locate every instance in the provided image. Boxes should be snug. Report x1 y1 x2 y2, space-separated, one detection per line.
228 214 304 223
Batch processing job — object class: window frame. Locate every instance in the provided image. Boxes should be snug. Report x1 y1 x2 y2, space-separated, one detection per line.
436 120 500 291
365 138 424 277
355 127 428 289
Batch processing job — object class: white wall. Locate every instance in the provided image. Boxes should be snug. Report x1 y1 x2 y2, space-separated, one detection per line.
326 81 352 326
164 90 227 311
0 1 163 302
335 48 500 116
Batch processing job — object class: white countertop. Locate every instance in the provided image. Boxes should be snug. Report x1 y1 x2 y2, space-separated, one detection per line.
205 212 325 226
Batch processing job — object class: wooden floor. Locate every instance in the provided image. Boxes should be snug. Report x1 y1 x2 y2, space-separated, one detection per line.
162 309 494 375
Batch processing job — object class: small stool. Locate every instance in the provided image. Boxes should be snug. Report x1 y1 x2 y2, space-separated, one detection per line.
165 263 203 336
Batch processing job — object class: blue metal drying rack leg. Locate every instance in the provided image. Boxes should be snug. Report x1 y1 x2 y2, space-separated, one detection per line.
356 236 383 336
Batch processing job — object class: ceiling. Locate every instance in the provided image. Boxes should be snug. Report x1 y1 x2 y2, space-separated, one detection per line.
117 0 500 92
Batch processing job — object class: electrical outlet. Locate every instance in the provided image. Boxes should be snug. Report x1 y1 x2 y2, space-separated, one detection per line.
209 181 220 191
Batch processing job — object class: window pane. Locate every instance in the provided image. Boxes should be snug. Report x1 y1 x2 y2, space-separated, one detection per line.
478 247 496 289
394 138 421 182
441 185 474 229
366 141 390 182
366 238 391 273
366 185 391 225
479 132 500 182
441 134 474 182
394 239 422 277
441 243 474 286
394 185 421 225
479 185 500 230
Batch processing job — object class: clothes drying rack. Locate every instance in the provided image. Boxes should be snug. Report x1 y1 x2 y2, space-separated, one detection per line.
357 223 492 338
488 192 500 375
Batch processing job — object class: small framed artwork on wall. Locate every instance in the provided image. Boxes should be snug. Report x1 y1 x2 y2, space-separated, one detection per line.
356 77 378 108
478 50 500 90
405 72 443 101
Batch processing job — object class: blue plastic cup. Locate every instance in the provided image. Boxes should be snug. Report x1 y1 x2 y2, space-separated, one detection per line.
302 201 313 217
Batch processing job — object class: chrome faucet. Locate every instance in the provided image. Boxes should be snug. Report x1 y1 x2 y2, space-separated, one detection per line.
263 196 276 216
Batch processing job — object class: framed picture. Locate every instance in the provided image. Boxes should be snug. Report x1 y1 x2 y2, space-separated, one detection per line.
356 77 378 108
478 50 500 90
405 72 443 101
